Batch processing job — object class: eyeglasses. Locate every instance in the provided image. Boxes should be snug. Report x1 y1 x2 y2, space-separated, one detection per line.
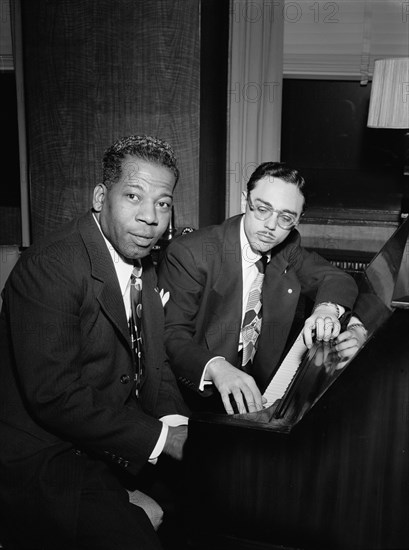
247 196 299 230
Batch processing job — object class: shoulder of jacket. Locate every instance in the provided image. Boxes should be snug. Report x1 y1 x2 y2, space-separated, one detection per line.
20 216 87 271
168 216 238 251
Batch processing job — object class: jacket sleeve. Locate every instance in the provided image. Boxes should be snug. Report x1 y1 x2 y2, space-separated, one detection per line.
158 239 216 391
286 233 358 312
155 357 191 416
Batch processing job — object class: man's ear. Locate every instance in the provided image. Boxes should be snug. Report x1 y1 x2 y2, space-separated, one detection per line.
93 184 106 212
240 191 247 214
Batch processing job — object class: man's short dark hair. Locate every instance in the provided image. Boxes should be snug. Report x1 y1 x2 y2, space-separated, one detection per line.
102 135 179 189
247 162 307 207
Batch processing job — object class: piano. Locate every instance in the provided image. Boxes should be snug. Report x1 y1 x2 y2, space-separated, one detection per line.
183 219 409 550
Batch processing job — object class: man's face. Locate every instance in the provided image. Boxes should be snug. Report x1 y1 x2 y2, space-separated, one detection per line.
242 176 304 255
93 156 175 260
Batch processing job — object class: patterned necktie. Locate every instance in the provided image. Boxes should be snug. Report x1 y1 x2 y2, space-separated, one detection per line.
130 262 144 395
241 255 268 368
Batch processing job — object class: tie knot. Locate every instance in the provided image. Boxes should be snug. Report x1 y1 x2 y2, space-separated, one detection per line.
256 255 268 274
132 261 142 280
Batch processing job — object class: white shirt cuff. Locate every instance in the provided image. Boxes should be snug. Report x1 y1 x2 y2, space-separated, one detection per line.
160 414 189 427
148 415 189 463
149 423 168 464
199 356 225 391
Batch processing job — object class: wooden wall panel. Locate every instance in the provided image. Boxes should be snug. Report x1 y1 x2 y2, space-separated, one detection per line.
21 0 200 241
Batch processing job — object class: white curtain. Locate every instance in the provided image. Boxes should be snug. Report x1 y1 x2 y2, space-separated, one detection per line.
0 0 13 70
283 0 409 82
227 0 284 217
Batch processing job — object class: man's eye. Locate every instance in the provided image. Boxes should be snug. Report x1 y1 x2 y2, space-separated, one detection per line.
157 202 171 210
127 194 140 202
281 215 294 223
257 207 268 214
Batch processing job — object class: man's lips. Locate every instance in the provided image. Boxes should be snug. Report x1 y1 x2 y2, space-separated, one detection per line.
130 233 155 247
256 232 276 243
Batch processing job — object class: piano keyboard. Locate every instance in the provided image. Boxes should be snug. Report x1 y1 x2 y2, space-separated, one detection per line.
262 330 307 408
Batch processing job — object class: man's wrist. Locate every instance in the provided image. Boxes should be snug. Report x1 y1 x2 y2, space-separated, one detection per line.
199 356 225 390
314 301 341 318
347 322 368 336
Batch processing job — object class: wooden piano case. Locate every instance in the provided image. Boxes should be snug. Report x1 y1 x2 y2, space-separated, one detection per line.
183 220 409 550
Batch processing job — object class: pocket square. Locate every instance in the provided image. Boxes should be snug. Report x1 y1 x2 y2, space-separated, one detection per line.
157 288 170 307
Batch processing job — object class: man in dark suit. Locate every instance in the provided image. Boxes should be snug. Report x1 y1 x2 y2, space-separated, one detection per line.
0 135 189 550
159 162 364 415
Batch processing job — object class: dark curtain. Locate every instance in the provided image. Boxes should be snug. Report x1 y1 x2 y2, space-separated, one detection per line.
21 0 200 241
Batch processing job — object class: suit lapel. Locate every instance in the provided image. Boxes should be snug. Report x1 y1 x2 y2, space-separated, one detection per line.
78 212 130 346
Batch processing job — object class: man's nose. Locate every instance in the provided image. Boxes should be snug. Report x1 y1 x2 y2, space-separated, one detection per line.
136 201 158 224
264 212 279 230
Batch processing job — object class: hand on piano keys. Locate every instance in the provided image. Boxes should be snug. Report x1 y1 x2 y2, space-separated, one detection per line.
303 302 342 349
335 320 368 360
262 322 367 412
206 357 265 414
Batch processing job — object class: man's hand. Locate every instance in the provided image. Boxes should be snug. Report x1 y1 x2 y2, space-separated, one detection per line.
206 358 265 415
162 425 188 461
303 303 341 349
334 323 367 361
313 322 368 372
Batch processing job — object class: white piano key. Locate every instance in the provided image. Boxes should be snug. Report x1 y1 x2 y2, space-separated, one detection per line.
262 330 307 408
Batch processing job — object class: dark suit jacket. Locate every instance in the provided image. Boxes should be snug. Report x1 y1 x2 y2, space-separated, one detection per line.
158 215 358 395
0 211 188 544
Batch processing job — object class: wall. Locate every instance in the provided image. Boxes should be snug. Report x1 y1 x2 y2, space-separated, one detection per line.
21 0 201 241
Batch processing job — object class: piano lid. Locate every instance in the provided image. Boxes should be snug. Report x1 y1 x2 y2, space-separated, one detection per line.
214 218 409 431
391 220 409 308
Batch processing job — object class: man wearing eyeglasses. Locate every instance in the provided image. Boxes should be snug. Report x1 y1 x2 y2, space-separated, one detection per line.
158 162 364 415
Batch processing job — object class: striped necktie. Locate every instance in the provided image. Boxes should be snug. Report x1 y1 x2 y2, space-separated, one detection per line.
241 255 268 368
130 262 144 395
